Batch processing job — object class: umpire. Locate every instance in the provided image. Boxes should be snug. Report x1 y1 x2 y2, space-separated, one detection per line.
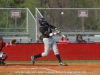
31 17 67 66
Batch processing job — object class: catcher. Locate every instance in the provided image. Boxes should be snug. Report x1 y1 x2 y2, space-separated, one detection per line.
0 36 16 66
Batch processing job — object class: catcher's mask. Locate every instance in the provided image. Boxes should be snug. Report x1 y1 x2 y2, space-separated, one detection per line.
0 52 8 60
39 18 47 26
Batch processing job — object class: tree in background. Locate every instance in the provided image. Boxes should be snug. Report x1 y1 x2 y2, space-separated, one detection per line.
37 0 100 31
0 0 100 14
0 0 100 31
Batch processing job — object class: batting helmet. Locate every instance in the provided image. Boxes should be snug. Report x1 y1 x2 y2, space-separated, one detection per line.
39 18 47 26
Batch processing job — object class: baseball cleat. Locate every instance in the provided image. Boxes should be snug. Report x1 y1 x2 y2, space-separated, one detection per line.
59 62 67 66
31 56 35 65
0 61 6 66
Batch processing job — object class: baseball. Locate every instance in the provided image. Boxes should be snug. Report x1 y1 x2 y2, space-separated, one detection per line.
61 12 64 15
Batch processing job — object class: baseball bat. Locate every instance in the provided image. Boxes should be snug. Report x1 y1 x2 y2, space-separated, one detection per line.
58 32 66 37
55 29 66 37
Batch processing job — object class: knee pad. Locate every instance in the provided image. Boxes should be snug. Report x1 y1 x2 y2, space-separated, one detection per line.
0 52 8 60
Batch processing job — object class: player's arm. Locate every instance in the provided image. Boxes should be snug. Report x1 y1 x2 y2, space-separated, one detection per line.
3 42 12 47
46 23 61 33
4 39 16 47
46 23 66 38
46 23 57 29
43 29 57 37
39 27 55 37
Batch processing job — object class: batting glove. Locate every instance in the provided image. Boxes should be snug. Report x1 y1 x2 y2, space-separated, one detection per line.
49 32 57 36
56 30 61 34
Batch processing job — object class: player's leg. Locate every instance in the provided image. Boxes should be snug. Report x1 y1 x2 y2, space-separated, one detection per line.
31 38 51 64
0 52 8 66
51 39 62 63
52 38 67 66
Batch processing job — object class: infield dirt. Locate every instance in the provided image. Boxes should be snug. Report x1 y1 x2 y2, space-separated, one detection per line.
0 61 100 75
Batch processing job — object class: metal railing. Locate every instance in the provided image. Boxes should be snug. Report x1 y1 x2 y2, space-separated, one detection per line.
0 8 36 43
36 8 100 36
1 8 100 42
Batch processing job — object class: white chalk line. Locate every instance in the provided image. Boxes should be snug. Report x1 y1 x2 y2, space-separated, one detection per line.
6 67 57 72
10 67 86 74
1 67 86 74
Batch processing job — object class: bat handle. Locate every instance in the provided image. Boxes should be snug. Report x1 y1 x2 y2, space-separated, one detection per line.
61 34 66 37
59 33 66 37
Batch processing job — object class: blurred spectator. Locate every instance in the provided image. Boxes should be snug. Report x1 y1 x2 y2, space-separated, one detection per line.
36 33 43 43
59 36 70 43
75 34 86 43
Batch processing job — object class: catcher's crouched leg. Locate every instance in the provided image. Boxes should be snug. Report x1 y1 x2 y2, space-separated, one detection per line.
0 52 8 66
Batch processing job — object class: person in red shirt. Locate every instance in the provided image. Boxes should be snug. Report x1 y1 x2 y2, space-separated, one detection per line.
0 36 16 66
59 36 70 43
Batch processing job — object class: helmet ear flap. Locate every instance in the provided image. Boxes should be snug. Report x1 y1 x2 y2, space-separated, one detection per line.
39 18 47 25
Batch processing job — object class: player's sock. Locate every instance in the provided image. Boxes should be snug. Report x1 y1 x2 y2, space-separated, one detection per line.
34 54 42 59
56 54 62 63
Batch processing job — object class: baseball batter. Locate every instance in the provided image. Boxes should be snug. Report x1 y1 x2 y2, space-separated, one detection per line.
0 36 16 66
31 18 67 66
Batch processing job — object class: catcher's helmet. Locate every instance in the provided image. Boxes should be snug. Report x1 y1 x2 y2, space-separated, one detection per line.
0 36 3 50
39 18 47 26
0 52 8 59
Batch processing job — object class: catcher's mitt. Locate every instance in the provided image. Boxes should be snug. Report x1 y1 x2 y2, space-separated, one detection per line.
10 39 16 46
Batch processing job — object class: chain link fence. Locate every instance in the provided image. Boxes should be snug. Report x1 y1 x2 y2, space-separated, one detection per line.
1 8 100 43
36 8 100 42
0 8 36 43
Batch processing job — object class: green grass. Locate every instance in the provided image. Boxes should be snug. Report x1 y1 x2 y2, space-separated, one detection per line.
6 60 100 65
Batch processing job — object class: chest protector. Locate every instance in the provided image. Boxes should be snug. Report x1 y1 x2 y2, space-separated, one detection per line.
0 37 3 51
